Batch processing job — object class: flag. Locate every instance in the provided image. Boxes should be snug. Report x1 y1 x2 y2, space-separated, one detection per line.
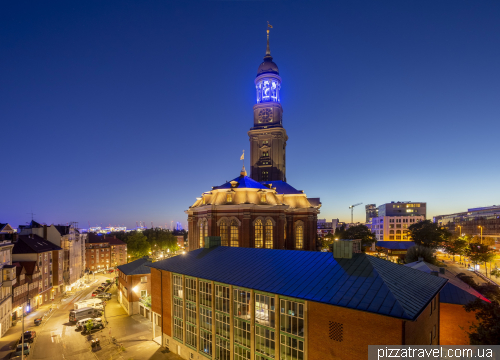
240 151 244 160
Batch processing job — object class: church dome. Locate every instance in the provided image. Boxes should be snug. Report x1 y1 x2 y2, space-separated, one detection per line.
257 56 279 76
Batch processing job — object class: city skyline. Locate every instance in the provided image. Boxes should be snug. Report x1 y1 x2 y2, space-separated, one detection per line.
2 1 500 229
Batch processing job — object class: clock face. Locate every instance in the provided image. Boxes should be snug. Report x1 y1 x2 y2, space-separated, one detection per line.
258 108 273 123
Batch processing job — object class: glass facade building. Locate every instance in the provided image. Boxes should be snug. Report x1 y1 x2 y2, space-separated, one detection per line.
170 273 306 360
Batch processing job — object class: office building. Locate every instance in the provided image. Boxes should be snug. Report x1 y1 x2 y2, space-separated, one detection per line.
148 240 446 360
365 204 378 223
434 205 500 241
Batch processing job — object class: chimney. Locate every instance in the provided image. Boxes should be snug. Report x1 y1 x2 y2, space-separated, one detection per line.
332 240 354 259
204 236 221 249
43 225 48 240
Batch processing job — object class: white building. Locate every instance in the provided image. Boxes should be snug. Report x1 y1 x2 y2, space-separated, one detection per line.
369 215 424 241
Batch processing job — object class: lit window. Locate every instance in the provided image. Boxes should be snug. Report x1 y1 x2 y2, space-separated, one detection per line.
230 220 239 247
295 223 304 250
219 220 228 246
226 193 233 202
215 284 230 314
199 281 212 308
255 293 275 327
255 220 263 248
265 219 273 249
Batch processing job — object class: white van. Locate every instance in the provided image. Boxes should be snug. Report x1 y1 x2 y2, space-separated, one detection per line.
76 317 92 330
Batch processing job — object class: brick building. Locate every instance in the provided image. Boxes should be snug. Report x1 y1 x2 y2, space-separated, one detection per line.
117 257 151 317
0 231 15 338
86 234 127 270
12 261 42 319
12 235 63 306
148 241 447 360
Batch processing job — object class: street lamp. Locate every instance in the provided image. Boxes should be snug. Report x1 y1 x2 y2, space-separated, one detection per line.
478 226 483 244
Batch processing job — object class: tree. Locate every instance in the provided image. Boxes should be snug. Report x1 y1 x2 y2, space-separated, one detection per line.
405 245 437 264
126 231 150 260
464 298 500 345
467 244 496 276
85 319 94 334
443 238 469 262
343 224 376 249
408 220 451 248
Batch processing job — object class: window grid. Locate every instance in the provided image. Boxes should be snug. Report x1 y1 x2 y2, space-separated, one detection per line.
215 312 230 339
255 325 275 359
215 337 230 360
280 334 304 360
173 274 183 298
230 220 239 247
186 277 197 302
173 297 183 320
173 317 183 342
280 299 304 337
295 224 304 250
199 306 212 331
255 220 263 248
234 344 251 360
233 288 251 320
186 322 197 349
234 318 251 349
215 284 230 313
200 222 204 248
186 301 197 325
255 293 275 327
199 281 212 308
265 220 273 249
200 329 212 356
220 221 229 247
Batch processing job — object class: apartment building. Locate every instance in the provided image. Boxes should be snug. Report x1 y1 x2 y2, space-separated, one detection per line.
12 235 63 306
0 236 15 338
12 261 41 319
19 221 85 291
316 219 339 239
117 257 151 316
148 240 447 360
86 233 127 270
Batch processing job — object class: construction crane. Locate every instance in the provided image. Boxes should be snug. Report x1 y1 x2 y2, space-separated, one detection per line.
349 203 363 224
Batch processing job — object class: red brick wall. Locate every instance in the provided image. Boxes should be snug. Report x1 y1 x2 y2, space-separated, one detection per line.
127 274 151 302
440 303 475 345
308 301 402 360
404 294 439 345
151 268 172 337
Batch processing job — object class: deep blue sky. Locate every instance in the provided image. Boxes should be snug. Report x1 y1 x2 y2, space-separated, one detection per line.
2 1 499 229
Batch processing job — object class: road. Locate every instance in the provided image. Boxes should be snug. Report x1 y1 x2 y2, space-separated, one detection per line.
29 273 112 360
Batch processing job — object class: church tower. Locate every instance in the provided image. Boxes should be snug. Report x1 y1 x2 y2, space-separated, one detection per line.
248 29 288 182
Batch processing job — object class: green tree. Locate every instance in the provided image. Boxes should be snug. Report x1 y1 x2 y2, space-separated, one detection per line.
333 225 347 240
443 238 469 262
126 231 150 260
85 319 94 333
408 220 451 249
343 224 376 249
464 298 500 345
405 245 437 264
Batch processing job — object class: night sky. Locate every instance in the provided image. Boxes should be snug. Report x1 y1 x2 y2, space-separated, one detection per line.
2 1 499 229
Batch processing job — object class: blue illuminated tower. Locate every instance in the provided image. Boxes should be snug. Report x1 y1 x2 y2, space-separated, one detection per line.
248 28 288 182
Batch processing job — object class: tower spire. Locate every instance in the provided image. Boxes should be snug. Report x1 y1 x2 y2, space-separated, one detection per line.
266 22 273 57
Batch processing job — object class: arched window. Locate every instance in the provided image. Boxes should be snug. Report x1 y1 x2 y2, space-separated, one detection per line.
396 230 401 234
389 230 394 234
265 219 273 249
199 221 204 248
220 220 228 246
254 220 263 248
295 223 304 250
230 220 239 247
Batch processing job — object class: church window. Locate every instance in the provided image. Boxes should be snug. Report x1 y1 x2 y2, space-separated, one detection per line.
199 219 207 248
262 171 269 181
261 193 266 203
230 220 239 247
265 220 273 249
255 220 263 248
295 223 304 250
263 152 269 157
227 193 233 203
220 220 229 246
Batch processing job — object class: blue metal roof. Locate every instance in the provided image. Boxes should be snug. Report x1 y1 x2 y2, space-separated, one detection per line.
375 241 415 250
148 247 447 321
260 181 303 195
117 257 152 276
214 175 268 190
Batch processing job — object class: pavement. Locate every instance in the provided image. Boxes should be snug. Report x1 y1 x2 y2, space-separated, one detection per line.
436 255 497 286
0 272 183 360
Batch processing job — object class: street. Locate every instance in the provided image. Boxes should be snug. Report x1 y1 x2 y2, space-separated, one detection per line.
1 272 182 360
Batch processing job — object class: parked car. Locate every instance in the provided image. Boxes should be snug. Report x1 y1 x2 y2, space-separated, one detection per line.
19 331 36 344
96 292 112 300
75 317 93 331
12 343 30 358
82 318 104 333
91 292 98 297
